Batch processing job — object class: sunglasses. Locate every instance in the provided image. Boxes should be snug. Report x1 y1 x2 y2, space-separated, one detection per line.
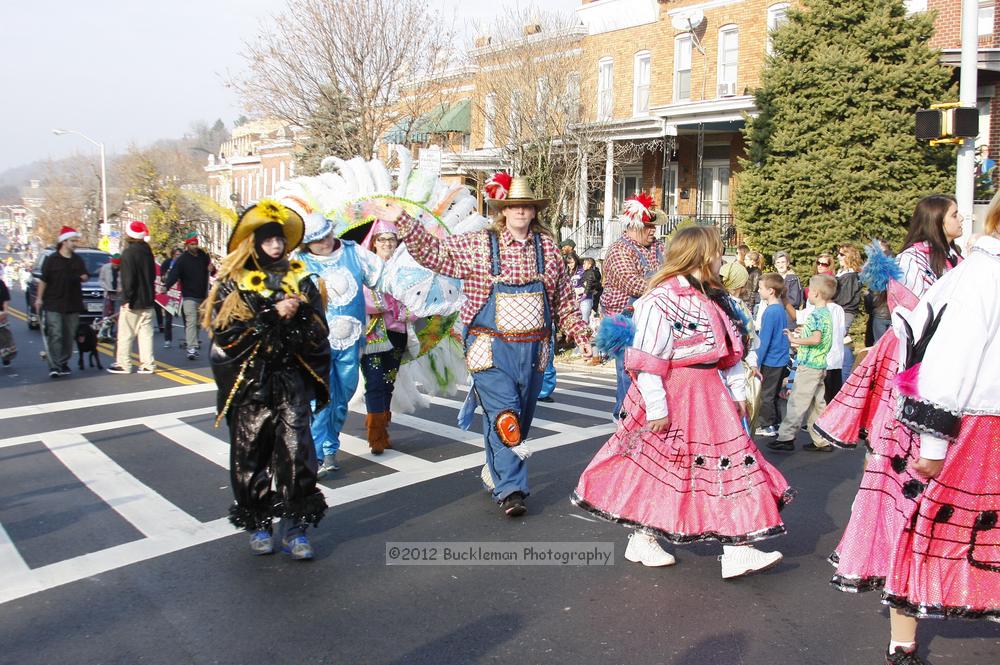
817 261 830 267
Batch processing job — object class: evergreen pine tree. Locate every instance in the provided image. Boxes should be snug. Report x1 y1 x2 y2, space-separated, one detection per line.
736 0 955 273
297 85 362 175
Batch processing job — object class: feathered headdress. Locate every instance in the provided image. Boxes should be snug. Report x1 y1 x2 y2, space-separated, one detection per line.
621 192 657 228
860 239 902 292
484 172 512 200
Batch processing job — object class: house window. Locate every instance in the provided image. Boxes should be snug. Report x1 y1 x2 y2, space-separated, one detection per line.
717 26 739 90
903 0 927 13
633 51 651 116
565 73 581 124
484 93 496 148
766 3 790 54
597 58 613 120
674 36 692 102
508 91 521 143
535 76 550 130
980 0 995 36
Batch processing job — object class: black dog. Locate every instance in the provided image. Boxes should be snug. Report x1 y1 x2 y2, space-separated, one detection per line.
76 321 103 370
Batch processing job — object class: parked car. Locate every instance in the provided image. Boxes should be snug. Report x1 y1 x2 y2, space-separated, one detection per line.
26 247 111 330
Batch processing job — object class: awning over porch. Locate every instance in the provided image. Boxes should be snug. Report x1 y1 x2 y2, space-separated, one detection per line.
383 99 472 144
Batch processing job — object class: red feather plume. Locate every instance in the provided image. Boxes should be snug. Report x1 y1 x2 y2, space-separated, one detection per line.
484 172 512 200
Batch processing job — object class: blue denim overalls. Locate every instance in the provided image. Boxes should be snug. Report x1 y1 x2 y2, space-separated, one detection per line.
613 240 663 419
465 231 551 502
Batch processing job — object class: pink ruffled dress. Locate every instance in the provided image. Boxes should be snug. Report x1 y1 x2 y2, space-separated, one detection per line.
572 277 793 544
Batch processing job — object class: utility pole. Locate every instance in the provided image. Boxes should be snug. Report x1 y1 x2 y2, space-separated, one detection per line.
957 0 978 240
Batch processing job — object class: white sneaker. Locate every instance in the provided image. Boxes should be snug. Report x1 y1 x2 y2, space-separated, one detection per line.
720 545 783 579
624 532 676 567
754 425 778 437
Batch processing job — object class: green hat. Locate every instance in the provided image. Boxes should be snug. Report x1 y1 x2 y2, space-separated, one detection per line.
184 231 199 245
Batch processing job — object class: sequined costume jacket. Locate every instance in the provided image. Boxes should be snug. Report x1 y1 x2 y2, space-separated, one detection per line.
209 267 331 423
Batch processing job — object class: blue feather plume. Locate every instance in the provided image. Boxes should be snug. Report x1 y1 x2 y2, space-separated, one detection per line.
861 239 901 292
595 314 636 358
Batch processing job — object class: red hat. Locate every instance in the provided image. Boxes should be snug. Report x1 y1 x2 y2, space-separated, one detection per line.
621 192 667 228
184 231 198 245
58 226 80 243
110 253 121 265
126 220 148 240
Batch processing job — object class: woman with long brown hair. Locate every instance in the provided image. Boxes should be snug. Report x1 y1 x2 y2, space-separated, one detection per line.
573 226 792 578
814 194 966 663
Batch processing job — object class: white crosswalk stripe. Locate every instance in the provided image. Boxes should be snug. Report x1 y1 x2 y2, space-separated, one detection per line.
0 369 616 605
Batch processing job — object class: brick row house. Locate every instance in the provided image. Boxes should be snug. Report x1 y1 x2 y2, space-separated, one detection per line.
206 0 1000 257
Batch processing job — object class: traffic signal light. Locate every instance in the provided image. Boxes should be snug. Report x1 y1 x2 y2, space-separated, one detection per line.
916 105 978 143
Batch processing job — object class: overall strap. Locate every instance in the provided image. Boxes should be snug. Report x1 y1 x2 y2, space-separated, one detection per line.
532 232 545 274
488 230 501 277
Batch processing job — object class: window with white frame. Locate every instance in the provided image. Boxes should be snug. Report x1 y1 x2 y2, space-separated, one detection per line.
674 36 692 102
717 26 739 91
903 0 927 14
980 0 995 36
597 58 613 120
508 91 521 142
766 4 790 55
535 76 550 130
484 93 496 148
565 73 581 124
633 51 651 116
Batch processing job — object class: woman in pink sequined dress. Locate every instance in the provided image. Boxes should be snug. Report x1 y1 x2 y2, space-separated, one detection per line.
573 227 793 579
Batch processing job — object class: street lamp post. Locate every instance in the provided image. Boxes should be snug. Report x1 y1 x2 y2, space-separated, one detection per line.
52 128 108 241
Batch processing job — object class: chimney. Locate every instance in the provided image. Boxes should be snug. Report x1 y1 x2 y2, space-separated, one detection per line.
524 24 542 36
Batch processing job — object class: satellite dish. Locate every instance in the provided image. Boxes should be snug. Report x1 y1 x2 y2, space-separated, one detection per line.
670 9 705 32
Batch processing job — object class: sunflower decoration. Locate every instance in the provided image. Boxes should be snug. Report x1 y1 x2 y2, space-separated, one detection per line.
288 259 305 272
257 198 289 223
239 270 269 294
279 271 303 297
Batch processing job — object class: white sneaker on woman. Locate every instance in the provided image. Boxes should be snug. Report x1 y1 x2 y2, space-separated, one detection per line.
624 532 676 567
720 545 783 579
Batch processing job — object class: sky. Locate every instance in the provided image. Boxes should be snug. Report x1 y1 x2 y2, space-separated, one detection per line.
0 0 581 175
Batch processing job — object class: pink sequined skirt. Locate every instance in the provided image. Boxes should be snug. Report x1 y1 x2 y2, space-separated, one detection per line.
814 331 899 449
883 414 1000 621
828 408 923 593
572 365 794 544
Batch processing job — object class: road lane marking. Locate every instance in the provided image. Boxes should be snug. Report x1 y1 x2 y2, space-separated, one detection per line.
0 381 616 605
0 382 215 422
44 432 204 538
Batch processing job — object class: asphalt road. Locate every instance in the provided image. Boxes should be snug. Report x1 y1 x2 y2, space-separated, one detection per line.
0 280 997 665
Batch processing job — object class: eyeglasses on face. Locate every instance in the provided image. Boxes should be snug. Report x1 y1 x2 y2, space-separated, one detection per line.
375 237 398 244
817 261 830 267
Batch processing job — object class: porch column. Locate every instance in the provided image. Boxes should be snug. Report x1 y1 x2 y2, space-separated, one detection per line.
603 139 614 251
577 149 588 230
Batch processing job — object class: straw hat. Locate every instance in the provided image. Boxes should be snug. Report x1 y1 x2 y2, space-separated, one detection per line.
487 176 549 211
228 199 304 254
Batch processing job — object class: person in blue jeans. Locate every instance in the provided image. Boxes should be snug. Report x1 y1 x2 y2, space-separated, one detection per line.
754 272 792 437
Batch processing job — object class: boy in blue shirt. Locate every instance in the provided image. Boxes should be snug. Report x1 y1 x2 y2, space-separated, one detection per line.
770 274 836 452
754 273 791 437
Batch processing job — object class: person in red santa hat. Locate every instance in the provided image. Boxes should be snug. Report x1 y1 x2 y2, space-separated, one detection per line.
108 221 157 374
36 226 88 377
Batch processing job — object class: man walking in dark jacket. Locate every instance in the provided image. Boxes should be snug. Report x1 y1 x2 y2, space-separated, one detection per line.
162 231 212 360
108 221 157 374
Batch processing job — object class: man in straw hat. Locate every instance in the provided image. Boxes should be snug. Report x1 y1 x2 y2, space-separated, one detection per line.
373 174 593 517
201 199 331 560
601 192 667 420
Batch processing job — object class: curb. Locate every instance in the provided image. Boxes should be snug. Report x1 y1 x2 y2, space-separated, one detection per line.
554 358 617 377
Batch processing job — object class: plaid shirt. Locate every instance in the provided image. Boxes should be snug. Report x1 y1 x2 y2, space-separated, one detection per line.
600 235 664 316
396 213 591 343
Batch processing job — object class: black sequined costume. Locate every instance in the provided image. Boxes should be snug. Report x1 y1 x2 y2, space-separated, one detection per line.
208 266 331 532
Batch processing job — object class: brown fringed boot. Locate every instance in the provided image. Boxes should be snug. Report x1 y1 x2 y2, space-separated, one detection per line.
367 412 391 455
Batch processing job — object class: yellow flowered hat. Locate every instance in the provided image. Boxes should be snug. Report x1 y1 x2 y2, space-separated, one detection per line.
228 199 304 254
